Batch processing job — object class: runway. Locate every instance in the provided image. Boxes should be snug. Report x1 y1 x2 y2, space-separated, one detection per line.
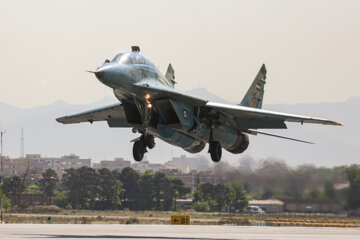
0 224 359 240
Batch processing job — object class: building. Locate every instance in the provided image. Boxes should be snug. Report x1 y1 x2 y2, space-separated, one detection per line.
249 199 285 213
99 158 131 172
0 156 13 177
132 161 164 173
282 199 343 213
11 157 31 177
9 154 92 180
59 154 91 170
164 155 209 173
167 172 219 190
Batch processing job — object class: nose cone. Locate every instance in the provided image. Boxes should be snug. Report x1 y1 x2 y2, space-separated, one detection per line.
93 63 126 88
94 65 112 83
95 69 105 80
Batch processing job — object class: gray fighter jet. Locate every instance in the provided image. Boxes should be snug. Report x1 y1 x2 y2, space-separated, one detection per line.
57 46 341 162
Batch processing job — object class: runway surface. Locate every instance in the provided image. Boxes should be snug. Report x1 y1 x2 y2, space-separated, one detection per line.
0 224 359 240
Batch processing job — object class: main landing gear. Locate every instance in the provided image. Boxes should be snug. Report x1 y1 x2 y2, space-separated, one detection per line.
209 141 222 162
133 135 155 162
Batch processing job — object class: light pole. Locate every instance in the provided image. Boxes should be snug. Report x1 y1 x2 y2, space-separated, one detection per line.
0 125 5 223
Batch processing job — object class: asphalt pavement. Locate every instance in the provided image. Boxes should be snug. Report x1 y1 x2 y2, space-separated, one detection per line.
0 224 359 240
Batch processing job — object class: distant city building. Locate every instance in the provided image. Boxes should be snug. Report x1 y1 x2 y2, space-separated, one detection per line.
164 155 209 173
0 156 13 177
59 154 91 169
58 154 91 178
132 161 164 173
98 158 131 172
167 172 219 190
4 154 92 180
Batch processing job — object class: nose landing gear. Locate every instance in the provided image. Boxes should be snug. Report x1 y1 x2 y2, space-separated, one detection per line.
132 134 155 162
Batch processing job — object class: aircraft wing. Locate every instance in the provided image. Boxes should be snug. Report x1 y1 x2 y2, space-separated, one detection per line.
206 102 341 129
134 80 207 106
56 103 129 127
134 81 340 129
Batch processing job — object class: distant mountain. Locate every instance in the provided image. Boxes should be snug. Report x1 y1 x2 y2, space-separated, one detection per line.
0 89 358 167
185 88 230 104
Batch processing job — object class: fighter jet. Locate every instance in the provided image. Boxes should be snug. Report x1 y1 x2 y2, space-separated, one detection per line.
57 46 341 162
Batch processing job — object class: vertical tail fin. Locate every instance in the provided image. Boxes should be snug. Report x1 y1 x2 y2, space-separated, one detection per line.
165 64 176 87
239 64 267 109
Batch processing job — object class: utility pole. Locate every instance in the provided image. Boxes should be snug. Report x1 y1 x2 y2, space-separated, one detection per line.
0 123 5 224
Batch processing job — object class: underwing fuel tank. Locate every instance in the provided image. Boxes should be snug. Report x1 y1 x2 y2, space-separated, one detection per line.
157 123 205 153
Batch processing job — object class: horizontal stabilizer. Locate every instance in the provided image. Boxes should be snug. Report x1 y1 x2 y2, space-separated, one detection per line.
246 129 314 144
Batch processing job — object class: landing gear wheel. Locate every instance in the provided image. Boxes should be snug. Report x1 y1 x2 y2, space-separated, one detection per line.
145 135 155 149
209 141 222 162
133 140 146 162
140 135 155 149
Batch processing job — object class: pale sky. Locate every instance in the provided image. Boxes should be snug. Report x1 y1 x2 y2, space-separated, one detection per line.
0 0 359 108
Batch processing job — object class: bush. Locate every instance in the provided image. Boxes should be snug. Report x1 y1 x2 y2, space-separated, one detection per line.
53 191 69 208
126 217 139 224
193 201 210 212
25 205 61 213
3 195 12 209
24 184 41 194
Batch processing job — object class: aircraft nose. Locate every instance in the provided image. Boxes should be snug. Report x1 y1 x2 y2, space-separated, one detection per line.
95 69 105 80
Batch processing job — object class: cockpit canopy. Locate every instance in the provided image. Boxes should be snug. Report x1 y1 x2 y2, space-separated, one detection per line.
111 52 155 67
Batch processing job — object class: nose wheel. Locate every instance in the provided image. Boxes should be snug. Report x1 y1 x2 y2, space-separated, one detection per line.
132 135 155 162
209 141 222 162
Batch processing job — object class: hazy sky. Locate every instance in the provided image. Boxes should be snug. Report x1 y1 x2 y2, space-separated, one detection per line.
0 0 359 108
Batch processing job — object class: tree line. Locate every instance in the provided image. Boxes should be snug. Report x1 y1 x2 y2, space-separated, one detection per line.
210 159 359 205
56 167 190 211
2 164 360 211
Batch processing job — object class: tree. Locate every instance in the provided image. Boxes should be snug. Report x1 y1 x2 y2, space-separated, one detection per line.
62 168 81 208
214 184 225 211
153 172 174 210
62 167 99 209
194 183 226 211
111 180 125 209
172 178 190 210
97 168 123 209
1 195 12 209
139 171 155 210
24 184 41 194
119 167 140 209
39 168 59 201
193 182 215 202
53 191 69 209
345 166 360 209
4 175 25 202
226 182 248 212
224 184 236 211
193 201 210 212
308 188 324 200
324 181 336 202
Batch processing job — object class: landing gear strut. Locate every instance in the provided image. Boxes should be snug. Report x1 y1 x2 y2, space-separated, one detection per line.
132 135 155 161
209 141 222 162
